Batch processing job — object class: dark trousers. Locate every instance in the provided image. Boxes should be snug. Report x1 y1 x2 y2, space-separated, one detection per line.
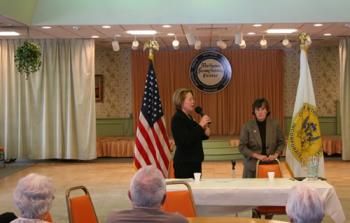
243 167 256 178
174 162 202 178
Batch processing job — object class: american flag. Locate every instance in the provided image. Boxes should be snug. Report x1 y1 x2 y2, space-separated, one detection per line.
134 59 171 176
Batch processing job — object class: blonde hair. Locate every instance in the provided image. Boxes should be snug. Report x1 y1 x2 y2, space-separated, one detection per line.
172 88 193 110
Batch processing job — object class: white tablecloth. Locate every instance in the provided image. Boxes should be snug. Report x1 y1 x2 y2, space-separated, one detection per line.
166 178 345 223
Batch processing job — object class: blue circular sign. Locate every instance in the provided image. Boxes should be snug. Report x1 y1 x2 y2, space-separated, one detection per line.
190 51 232 92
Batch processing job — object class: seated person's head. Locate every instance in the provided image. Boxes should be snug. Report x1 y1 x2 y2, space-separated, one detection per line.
286 184 324 223
129 166 165 208
13 173 55 219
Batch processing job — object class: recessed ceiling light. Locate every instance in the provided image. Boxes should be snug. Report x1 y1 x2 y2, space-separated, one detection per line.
126 30 157 35
323 33 332 36
253 24 262 27
266 29 298 34
102 25 111 29
91 35 99 38
0 31 20 36
114 34 121 37
167 33 175 36
247 32 256 35
41 26 51 29
313 23 323 27
162 25 171 28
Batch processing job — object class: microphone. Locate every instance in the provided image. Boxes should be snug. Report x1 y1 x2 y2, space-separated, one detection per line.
195 106 211 124
195 106 205 116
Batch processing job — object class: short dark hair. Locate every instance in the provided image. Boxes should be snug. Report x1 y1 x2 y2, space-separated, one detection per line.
252 98 270 115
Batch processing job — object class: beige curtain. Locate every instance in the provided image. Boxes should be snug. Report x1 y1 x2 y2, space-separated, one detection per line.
0 39 96 160
339 38 350 160
132 49 284 136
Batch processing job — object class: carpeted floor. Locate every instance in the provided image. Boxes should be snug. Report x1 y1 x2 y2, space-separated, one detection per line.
0 160 34 179
0 158 348 223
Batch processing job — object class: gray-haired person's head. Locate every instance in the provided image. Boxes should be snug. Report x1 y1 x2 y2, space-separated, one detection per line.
286 184 324 223
129 166 166 208
13 173 55 219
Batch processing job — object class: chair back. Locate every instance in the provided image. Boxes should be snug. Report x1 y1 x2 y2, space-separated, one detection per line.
255 159 286 218
163 180 196 217
66 186 98 223
42 212 53 222
256 159 283 178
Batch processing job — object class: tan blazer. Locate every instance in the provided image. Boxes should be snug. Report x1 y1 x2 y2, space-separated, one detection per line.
239 119 285 173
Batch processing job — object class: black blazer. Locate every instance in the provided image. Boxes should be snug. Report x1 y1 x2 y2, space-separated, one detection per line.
171 109 208 163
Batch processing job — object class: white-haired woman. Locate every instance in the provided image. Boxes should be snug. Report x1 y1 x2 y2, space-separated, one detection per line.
286 184 324 223
12 173 55 223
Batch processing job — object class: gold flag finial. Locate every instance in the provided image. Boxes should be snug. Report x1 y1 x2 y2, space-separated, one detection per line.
299 32 312 51
143 40 159 61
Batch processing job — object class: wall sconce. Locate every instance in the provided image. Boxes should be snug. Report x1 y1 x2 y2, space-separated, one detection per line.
260 36 268 49
217 39 227 49
132 37 139 50
172 36 180 50
194 39 202 50
239 39 246 49
112 39 120 51
282 36 290 47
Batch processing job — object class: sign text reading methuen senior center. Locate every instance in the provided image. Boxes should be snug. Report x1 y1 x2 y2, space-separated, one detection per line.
190 51 232 92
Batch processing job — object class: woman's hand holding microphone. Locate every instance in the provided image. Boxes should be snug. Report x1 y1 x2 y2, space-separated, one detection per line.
199 115 211 136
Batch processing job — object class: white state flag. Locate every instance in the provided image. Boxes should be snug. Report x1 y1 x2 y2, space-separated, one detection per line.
286 48 325 177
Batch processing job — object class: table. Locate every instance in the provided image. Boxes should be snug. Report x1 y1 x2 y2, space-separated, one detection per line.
167 178 345 223
187 216 288 223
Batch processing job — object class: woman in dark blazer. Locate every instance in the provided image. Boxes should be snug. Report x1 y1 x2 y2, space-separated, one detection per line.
239 98 285 178
171 88 211 178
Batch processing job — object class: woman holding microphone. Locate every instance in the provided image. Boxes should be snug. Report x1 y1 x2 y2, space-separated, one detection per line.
171 88 211 178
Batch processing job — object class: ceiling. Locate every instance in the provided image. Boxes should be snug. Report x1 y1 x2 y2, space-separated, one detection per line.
1 15 349 50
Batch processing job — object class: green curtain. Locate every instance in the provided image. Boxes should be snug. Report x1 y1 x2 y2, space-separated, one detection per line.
0 39 96 160
339 38 350 160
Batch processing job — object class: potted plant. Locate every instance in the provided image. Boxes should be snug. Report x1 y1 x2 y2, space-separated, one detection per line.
14 41 42 79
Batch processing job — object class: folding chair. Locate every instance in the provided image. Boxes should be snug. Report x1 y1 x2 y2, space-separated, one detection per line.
66 186 99 223
162 180 197 217
253 159 286 219
256 159 283 178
